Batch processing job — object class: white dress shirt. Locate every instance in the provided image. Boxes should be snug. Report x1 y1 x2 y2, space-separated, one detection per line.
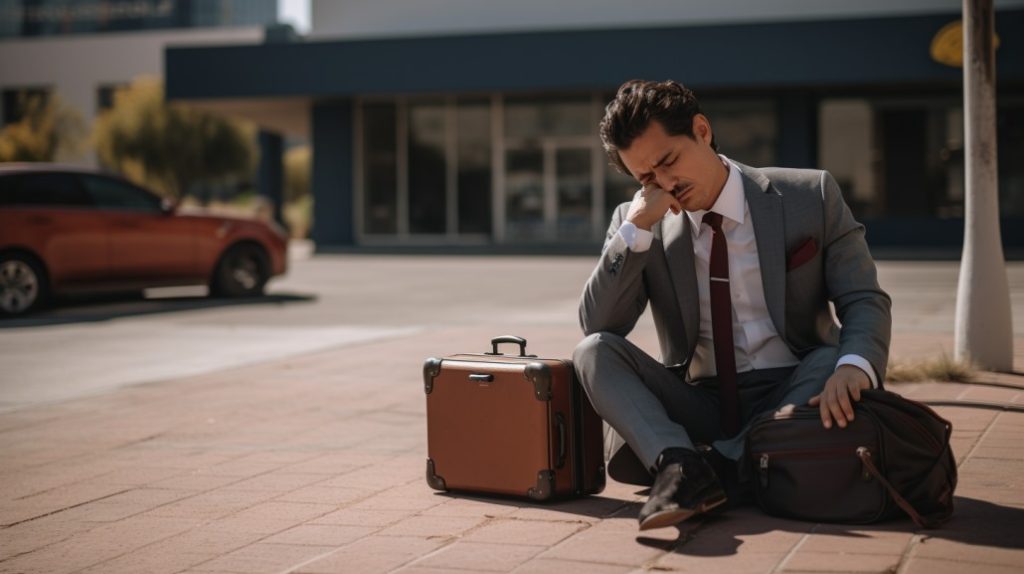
616 155 879 387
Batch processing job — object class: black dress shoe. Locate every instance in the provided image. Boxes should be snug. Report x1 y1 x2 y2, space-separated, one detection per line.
637 447 727 531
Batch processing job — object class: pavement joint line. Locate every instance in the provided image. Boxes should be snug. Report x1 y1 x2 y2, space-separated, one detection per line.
0 487 136 529
769 522 819 573
958 407 1004 468
893 533 926 574
643 521 702 569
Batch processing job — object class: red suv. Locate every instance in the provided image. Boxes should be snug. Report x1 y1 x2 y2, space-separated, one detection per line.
0 164 288 316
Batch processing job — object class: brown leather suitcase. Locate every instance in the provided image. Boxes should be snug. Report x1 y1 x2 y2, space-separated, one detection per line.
424 336 605 500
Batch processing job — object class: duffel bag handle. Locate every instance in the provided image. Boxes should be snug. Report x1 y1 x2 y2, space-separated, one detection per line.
487 335 529 357
857 447 944 529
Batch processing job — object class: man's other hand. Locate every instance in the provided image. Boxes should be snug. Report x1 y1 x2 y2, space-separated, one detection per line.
808 365 871 429
626 184 682 230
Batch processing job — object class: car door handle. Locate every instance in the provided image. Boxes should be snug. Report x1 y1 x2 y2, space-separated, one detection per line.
113 220 142 228
28 215 52 225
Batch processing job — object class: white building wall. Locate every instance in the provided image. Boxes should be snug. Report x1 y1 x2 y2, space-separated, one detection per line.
311 0 1024 40
0 26 264 164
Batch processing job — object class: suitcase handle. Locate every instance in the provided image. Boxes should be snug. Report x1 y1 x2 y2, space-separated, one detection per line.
486 335 529 357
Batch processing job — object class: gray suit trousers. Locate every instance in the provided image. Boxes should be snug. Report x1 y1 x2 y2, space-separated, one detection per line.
573 331 838 480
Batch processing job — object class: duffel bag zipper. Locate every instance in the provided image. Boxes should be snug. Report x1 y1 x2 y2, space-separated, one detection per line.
756 447 874 489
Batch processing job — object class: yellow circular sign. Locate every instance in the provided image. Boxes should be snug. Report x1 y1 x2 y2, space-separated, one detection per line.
931 21 1001 68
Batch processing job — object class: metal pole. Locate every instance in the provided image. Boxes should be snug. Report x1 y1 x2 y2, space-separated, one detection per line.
955 0 1013 370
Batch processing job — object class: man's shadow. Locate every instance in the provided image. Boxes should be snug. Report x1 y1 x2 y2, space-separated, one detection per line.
635 496 1024 555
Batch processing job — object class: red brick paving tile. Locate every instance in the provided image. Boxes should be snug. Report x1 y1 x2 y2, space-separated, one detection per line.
281 452 387 474
220 472 328 492
310 507 411 527
797 528 914 555
205 501 336 534
411 541 547 572
0 517 86 559
200 457 293 477
318 462 418 491
390 567 463 574
912 538 1024 567
463 518 589 547
652 551 786 573
149 472 244 491
92 466 186 486
190 542 337 573
72 487 197 522
376 515 488 538
510 558 635 573
75 544 211 574
272 485 373 505
261 524 375 546
350 492 446 512
144 489 278 519
0 516 198 574
419 497 521 518
539 517 665 567
295 535 449 573
780 551 901 573
5 480 133 517
901 557 1024 574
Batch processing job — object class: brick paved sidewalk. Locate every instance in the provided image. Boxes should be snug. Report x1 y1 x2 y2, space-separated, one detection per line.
1 325 1022 574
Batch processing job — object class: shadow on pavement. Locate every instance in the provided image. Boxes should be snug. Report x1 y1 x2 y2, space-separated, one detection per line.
432 491 640 521
0 292 317 328
635 496 1024 555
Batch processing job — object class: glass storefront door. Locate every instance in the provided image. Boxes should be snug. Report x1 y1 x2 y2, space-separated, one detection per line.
504 138 594 242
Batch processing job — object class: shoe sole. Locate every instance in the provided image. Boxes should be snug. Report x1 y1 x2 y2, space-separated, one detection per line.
637 493 728 531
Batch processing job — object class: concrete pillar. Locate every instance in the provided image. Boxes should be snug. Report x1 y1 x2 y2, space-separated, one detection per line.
777 92 818 169
258 129 285 227
311 99 355 247
955 0 1013 370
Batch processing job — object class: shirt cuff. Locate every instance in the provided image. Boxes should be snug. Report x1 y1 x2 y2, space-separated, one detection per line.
618 221 654 252
836 354 880 389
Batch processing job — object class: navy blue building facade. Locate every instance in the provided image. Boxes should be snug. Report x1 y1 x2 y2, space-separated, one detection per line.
166 9 1024 252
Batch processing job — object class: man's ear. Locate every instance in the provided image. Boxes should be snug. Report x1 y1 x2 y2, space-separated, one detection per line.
692 114 713 146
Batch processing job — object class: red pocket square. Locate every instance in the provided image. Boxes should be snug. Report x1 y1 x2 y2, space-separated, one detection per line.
787 237 818 271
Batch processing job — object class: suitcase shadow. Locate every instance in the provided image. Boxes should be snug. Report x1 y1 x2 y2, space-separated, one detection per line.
634 496 1024 556
432 490 643 521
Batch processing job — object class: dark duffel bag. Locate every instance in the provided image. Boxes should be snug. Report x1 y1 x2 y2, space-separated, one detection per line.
746 389 956 528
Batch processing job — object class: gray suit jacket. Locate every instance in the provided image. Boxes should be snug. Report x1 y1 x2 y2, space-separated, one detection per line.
578 162 892 382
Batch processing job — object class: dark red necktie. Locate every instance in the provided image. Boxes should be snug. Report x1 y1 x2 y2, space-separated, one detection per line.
702 212 740 436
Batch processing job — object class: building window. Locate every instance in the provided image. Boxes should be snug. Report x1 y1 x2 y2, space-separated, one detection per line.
701 100 777 168
2 87 50 125
503 95 597 242
96 84 128 113
408 100 447 234
456 99 492 235
362 102 398 234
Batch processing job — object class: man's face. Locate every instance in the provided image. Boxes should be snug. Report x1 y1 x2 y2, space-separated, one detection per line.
616 117 728 213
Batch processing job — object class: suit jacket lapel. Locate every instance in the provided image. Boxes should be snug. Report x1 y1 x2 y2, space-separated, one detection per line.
661 211 699 357
739 163 787 339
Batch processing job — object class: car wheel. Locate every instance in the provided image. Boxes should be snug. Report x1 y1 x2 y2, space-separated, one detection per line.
0 254 46 316
210 244 269 298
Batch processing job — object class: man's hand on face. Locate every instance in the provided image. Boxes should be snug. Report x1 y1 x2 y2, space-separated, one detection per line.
808 365 871 429
626 184 682 231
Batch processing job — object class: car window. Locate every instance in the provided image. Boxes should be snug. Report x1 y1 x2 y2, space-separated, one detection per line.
80 175 163 212
0 173 92 207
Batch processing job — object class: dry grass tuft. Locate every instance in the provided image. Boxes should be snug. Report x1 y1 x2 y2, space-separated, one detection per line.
886 355 975 383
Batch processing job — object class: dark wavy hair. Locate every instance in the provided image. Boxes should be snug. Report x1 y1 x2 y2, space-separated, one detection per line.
599 79 717 175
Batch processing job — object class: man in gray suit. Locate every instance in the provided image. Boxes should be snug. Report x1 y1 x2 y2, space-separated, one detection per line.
574 80 891 531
